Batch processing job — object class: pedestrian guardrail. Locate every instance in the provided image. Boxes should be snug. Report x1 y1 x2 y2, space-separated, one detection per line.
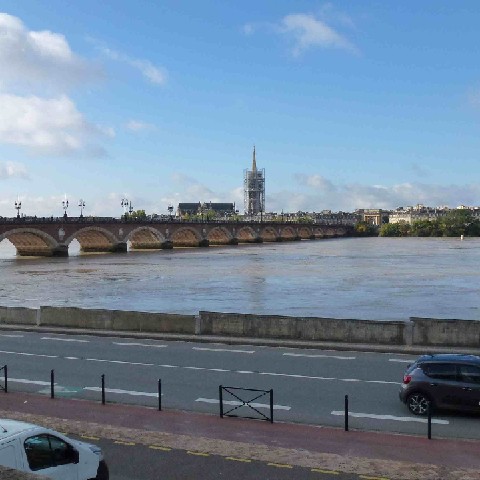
219 385 274 423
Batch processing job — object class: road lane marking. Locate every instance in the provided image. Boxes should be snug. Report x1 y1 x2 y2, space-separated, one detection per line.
0 351 401 385
113 342 167 348
267 463 292 468
330 411 449 424
86 358 155 367
8 378 52 386
149 446 171 451
0 350 58 358
389 359 415 363
311 468 339 475
41 337 89 343
195 398 291 410
226 457 252 463
283 353 355 360
114 440 136 446
187 451 209 456
360 476 390 480
80 435 99 441
84 387 159 397
0 334 24 338
193 347 255 354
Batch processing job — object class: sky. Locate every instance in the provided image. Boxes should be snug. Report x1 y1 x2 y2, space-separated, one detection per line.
1 1 480 217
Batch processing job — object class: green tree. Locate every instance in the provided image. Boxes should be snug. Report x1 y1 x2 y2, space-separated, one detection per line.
126 209 146 220
379 223 406 237
439 210 473 237
355 221 378 236
410 219 439 237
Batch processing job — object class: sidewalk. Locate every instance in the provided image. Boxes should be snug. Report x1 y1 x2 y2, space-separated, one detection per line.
0 392 479 480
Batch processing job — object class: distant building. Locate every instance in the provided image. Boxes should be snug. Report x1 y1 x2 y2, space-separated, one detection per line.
356 209 388 226
176 202 236 218
244 146 265 215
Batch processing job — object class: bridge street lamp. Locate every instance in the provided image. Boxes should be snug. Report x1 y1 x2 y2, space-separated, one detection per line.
78 199 85 218
121 198 129 218
14 198 21 219
62 197 69 219
168 204 174 221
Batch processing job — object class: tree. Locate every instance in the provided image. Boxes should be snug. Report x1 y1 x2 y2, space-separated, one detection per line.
355 221 378 236
126 209 147 220
379 221 411 237
439 210 473 237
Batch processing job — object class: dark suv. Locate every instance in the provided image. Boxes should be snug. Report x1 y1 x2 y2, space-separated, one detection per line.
399 354 480 415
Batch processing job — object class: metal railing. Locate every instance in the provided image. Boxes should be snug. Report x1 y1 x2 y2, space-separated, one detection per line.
219 385 274 423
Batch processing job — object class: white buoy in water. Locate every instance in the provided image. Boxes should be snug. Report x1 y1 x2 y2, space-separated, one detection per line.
461 234 464 240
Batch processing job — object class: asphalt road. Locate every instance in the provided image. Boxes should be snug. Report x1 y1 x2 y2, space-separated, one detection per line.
69 435 356 480
1 330 479 440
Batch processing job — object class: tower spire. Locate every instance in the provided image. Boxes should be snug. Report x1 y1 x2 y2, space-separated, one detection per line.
252 145 257 172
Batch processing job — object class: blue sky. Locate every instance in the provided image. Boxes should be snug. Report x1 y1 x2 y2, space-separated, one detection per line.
1 1 480 217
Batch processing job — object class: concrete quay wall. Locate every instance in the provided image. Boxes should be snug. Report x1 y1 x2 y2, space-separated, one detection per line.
1 306 480 348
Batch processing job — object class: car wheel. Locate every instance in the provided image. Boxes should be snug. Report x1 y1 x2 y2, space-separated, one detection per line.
407 392 432 415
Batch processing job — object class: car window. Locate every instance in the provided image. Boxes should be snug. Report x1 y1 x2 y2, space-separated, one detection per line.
49 435 73 466
422 363 458 380
24 435 53 471
459 365 480 385
24 434 74 471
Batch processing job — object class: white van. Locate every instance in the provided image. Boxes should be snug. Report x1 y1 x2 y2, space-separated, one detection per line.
0 419 108 480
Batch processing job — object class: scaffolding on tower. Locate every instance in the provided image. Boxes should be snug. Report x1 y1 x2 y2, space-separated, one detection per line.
244 146 265 215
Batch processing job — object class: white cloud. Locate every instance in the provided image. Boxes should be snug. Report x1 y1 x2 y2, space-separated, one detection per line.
0 94 111 156
280 13 358 56
245 12 358 57
277 174 480 212
0 12 101 92
0 161 29 179
90 40 167 86
126 120 156 132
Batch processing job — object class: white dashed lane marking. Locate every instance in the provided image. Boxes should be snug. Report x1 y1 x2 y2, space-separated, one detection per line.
192 347 255 354
113 342 167 348
41 337 89 343
331 410 449 424
283 353 356 360
389 359 416 363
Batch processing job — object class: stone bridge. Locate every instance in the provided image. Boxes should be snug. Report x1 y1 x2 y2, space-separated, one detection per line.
0 218 353 256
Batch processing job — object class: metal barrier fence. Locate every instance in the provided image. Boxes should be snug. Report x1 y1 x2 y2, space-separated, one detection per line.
219 385 274 423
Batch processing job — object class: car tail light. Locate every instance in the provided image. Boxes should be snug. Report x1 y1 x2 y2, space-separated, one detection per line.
403 375 412 384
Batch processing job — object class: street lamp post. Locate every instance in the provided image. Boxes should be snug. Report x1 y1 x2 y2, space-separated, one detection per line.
168 204 174 221
128 201 133 215
281 210 284 223
62 197 69 219
78 199 85 218
14 199 21 219
121 198 129 218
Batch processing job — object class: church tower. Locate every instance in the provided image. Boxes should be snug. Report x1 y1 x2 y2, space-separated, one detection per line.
244 146 265 215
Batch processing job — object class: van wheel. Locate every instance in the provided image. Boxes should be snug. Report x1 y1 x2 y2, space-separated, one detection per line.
407 392 432 415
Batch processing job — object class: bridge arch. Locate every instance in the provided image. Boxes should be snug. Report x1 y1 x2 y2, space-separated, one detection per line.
172 227 203 247
207 226 235 245
127 226 166 250
64 226 123 253
0 228 59 256
236 226 259 243
260 226 278 242
279 226 297 241
298 226 314 239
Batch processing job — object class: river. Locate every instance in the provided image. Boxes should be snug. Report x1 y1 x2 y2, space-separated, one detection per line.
0 237 479 321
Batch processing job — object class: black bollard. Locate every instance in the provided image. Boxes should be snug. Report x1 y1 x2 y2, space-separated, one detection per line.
50 370 55 399
101 374 105 405
219 385 223 418
158 379 162 411
427 402 432 440
345 395 349 431
270 389 274 424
